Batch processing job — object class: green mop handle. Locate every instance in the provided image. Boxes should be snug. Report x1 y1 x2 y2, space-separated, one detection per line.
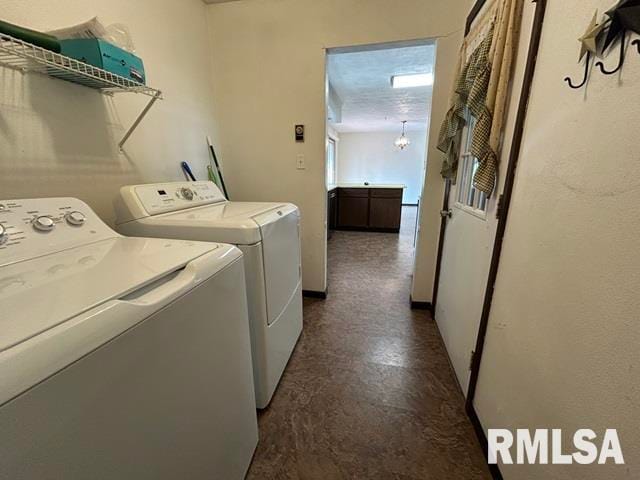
0 20 61 53
207 165 219 185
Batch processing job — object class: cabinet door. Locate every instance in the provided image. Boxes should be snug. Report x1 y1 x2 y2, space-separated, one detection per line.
328 190 338 230
369 197 402 230
338 196 369 228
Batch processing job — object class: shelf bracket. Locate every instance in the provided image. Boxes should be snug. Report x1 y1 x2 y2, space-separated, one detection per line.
118 90 163 151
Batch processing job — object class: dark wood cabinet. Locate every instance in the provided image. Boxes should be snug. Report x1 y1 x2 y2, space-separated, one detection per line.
339 188 369 198
338 196 369 228
336 187 403 233
369 188 403 230
369 197 402 229
371 188 404 199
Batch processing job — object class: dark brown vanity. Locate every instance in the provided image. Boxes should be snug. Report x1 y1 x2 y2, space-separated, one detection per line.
328 184 404 234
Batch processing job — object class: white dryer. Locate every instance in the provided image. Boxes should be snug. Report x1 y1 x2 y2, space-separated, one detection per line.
115 181 303 408
0 198 258 480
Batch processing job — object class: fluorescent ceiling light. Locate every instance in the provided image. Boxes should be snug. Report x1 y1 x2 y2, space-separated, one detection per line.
391 73 433 88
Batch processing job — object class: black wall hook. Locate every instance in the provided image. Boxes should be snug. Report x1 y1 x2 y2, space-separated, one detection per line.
564 52 591 89
632 39 640 54
595 32 626 75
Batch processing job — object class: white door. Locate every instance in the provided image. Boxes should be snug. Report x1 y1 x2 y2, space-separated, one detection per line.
434 117 500 394
432 0 535 394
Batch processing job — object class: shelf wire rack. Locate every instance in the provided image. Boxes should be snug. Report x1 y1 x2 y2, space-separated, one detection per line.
0 33 163 149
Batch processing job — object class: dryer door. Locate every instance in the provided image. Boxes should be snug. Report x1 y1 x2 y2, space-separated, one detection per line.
254 205 301 326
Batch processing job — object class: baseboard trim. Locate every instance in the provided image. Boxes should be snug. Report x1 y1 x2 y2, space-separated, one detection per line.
302 289 327 300
467 404 504 480
410 299 432 311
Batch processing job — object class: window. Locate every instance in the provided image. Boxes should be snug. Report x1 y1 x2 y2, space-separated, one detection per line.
326 137 337 186
456 112 487 214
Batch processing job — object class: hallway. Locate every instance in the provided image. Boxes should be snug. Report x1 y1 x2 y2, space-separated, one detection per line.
247 207 490 479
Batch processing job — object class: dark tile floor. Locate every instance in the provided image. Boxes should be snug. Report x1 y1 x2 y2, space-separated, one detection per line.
247 207 490 479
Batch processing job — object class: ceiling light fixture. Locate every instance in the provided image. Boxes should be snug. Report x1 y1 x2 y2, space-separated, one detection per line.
394 121 410 150
391 73 434 88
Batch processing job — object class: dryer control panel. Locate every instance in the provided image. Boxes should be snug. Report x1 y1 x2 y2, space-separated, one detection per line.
0 198 116 267
117 182 227 222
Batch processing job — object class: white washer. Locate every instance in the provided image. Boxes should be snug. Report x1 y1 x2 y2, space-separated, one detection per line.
0 198 258 480
115 181 303 408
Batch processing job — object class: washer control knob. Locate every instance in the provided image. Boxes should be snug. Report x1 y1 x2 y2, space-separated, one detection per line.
65 211 86 226
0 224 7 245
33 215 55 232
180 187 195 201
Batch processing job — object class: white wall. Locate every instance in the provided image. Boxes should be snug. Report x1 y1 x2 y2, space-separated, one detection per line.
337 131 427 204
0 0 216 225
474 0 640 478
206 0 471 293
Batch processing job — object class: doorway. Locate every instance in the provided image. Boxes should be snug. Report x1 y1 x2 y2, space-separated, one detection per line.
324 40 436 280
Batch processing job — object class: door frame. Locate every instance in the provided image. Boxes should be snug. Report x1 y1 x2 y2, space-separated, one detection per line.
430 1 548 477
430 178 451 311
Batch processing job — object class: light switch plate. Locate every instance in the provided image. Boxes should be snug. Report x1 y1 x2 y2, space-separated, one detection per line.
296 154 306 170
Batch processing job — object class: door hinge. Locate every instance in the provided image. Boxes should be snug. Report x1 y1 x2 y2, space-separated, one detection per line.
495 194 504 220
469 350 476 371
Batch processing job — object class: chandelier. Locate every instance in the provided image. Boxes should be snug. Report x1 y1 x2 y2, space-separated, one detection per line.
394 121 410 150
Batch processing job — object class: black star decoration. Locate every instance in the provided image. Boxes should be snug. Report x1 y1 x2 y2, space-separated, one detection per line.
603 0 640 51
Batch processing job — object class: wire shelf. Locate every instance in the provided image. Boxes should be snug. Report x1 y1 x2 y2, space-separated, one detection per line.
0 33 163 149
0 33 161 97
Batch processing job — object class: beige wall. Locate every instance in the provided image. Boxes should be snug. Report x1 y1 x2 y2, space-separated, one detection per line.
206 0 471 292
474 0 640 478
0 0 216 225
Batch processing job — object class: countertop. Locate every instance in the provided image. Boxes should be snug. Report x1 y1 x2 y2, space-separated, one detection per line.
327 183 406 191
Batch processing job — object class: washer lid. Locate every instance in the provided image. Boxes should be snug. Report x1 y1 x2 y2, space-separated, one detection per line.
0 236 233 354
135 201 293 245
168 201 287 222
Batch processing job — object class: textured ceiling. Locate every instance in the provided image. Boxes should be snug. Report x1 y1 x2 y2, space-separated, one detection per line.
327 44 435 133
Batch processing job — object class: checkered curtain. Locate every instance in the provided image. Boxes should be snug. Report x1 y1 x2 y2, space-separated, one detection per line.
438 0 524 196
437 27 494 180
